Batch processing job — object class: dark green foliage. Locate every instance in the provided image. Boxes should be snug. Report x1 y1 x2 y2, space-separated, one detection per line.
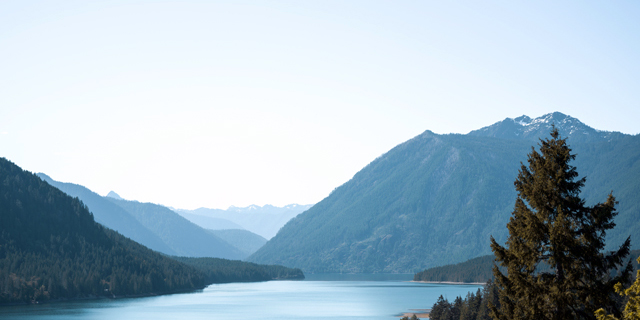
249 113 640 273
173 257 304 283
429 280 501 320
0 158 304 304
37 173 175 255
415 250 640 284
490 129 632 320
0 158 206 303
414 255 496 283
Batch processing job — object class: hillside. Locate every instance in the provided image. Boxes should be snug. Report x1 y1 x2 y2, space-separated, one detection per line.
0 158 206 303
0 158 304 303
248 112 640 273
175 210 245 231
208 229 267 256
36 174 176 255
39 175 247 260
413 250 640 283
106 198 246 260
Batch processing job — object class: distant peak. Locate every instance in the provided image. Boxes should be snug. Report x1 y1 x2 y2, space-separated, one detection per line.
468 111 621 142
512 115 532 126
106 191 123 200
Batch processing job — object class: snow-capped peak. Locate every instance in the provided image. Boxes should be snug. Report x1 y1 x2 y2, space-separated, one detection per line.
468 112 623 142
512 115 533 126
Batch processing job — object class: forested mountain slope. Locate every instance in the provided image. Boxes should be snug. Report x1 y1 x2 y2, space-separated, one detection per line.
39 174 247 260
0 158 206 303
413 249 640 284
36 174 175 255
248 112 640 273
0 158 304 303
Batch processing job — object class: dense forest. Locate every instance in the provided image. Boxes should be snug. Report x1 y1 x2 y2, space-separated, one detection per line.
414 251 640 284
0 158 302 304
174 257 304 283
414 255 496 283
424 253 640 320
420 130 639 320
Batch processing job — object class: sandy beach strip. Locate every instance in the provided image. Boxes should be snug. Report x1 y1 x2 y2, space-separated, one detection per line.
410 280 486 285
399 309 430 318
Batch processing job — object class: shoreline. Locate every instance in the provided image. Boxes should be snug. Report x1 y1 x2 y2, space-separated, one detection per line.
398 309 430 318
0 286 207 307
410 280 486 285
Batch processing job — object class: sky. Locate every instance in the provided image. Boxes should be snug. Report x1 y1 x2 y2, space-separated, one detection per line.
1 1 639 210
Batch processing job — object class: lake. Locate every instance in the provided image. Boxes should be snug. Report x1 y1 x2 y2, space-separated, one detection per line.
0 275 483 320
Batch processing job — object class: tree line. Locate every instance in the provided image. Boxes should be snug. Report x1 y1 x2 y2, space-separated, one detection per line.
420 129 640 320
0 158 302 304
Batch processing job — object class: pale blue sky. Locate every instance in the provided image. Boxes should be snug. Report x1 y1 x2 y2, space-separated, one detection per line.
1 1 639 209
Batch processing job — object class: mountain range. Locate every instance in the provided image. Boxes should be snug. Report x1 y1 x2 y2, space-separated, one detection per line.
0 158 303 303
38 174 252 259
175 204 312 239
248 112 640 273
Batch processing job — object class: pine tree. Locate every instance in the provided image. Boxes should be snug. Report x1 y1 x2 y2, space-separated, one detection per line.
489 128 632 320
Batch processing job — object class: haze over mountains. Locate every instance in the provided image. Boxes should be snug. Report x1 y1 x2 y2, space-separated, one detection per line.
248 112 640 273
175 204 312 239
37 174 304 259
0 158 304 303
4 111 637 279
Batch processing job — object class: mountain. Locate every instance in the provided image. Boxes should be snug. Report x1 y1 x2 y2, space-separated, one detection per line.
39 174 246 260
105 198 246 260
176 204 313 239
207 229 267 256
1 158 304 303
1 158 206 302
248 112 640 273
106 190 124 200
37 173 176 255
176 211 245 230
468 112 626 143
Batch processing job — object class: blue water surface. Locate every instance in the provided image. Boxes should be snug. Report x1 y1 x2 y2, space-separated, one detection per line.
0 275 482 320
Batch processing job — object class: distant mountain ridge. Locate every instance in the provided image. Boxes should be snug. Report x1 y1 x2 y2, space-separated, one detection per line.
248 112 640 273
106 198 246 259
1 158 304 303
1 159 207 302
38 174 247 260
176 203 312 239
37 173 176 255
106 191 124 200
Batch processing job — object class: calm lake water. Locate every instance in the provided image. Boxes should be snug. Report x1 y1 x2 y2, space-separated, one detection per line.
0 275 482 320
